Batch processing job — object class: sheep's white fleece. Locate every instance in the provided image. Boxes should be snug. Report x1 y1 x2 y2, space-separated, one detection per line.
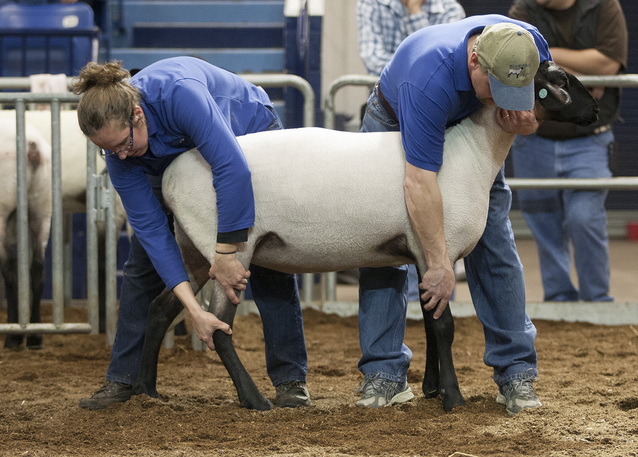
0 110 127 221
163 106 513 275
0 121 52 261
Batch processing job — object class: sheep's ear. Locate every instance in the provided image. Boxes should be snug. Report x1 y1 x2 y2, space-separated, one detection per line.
536 82 569 109
533 61 599 126
534 61 570 109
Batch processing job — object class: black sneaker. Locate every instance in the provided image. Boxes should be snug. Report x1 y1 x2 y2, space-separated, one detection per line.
275 380 311 407
79 381 134 410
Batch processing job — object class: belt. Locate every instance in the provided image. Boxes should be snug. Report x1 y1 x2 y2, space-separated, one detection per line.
592 124 612 135
376 83 399 124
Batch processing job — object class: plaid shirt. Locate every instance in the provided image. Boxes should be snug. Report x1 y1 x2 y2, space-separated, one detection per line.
357 0 465 75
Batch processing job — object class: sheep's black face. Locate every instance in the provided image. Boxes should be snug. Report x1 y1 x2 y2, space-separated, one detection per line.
534 61 599 126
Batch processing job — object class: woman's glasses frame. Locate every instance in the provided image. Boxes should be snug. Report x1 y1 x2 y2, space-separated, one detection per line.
100 116 134 157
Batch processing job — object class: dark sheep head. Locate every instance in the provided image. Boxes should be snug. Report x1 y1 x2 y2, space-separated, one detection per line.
534 61 599 126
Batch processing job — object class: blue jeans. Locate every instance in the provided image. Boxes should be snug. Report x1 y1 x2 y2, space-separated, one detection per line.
357 85 537 385
107 110 307 387
511 132 613 302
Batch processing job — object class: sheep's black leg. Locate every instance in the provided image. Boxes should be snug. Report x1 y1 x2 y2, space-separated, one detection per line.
208 285 273 411
25 251 45 350
97 230 107 334
133 288 183 398
422 298 440 399
423 305 465 412
2 253 24 349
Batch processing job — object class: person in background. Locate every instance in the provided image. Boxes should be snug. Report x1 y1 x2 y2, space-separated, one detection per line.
73 57 310 410
508 0 628 303
357 0 466 302
357 0 466 76
354 15 548 416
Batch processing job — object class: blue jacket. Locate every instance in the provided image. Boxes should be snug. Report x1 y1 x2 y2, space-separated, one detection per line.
105 56 275 289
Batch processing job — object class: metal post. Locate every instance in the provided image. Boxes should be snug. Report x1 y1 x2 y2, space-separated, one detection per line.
50 100 65 327
15 100 30 328
86 141 99 335
102 171 118 345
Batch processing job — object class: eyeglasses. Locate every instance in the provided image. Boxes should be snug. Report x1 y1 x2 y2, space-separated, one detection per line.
100 116 134 157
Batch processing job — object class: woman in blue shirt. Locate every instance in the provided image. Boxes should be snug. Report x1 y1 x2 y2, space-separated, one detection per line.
74 57 309 410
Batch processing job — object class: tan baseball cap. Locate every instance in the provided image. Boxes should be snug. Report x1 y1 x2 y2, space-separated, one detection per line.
476 22 540 111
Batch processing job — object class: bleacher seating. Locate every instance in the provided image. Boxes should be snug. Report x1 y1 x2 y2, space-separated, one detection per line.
110 0 287 74
109 0 321 128
0 2 99 76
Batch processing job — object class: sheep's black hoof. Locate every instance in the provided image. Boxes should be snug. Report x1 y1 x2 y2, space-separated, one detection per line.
27 335 43 350
441 389 465 412
241 395 273 411
422 376 440 399
4 334 24 350
133 382 159 399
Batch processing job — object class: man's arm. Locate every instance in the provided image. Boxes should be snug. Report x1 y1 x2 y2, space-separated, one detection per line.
549 48 620 76
404 163 455 319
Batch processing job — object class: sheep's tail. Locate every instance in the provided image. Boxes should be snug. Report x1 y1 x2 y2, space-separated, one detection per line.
27 140 43 173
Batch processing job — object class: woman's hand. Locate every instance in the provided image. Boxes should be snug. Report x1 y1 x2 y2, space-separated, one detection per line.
208 245 250 305
172 281 232 351
191 307 232 351
496 108 540 136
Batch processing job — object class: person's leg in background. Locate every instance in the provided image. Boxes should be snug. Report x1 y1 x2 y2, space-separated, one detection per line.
511 134 578 301
561 132 614 302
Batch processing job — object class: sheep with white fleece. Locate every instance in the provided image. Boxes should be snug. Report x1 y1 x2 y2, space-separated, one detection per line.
0 121 52 349
0 110 128 337
134 62 599 412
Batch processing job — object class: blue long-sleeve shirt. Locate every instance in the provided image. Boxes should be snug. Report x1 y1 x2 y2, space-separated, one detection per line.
105 56 275 289
379 14 552 173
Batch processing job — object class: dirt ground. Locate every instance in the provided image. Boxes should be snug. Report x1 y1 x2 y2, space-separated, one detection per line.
2 301 638 457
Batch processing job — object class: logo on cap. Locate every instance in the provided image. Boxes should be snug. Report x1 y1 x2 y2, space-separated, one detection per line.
476 23 540 111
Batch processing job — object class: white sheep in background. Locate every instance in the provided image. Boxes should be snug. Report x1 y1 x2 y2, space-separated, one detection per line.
133 62 599 412
0 110 127 338
0 121 52 349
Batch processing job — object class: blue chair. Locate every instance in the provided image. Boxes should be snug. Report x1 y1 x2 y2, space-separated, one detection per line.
0 2 99 76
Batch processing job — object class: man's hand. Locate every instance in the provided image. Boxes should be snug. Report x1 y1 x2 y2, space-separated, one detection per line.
402 0 426 15
419 264 455 319
496 108 539 136
191 308 232 351
208 253 250 305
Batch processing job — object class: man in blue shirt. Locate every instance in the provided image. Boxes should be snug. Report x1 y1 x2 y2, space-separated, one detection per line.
357 0 466 302
356 15 550 416
74 57 309 410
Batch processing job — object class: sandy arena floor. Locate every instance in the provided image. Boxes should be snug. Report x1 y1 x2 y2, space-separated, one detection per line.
1 239 637 457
